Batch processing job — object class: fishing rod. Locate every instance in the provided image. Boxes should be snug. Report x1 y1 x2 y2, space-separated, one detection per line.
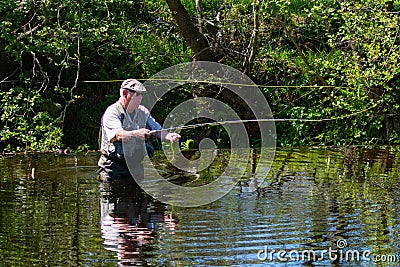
150 118 320 133
149 100 381 134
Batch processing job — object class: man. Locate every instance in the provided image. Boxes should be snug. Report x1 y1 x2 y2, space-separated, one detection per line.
98 78 180 182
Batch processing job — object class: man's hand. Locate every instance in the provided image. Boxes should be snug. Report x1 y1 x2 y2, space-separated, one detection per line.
165 132 181 143
132 128 151 140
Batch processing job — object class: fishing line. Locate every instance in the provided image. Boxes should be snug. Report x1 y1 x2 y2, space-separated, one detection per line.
4 78 381 131
80 78 350 89
150 118 307 133
149 112 366 133
2 78 350 89
149 96 382 134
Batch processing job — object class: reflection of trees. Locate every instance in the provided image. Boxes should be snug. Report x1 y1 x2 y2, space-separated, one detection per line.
99 178 177 266
343 147 395 178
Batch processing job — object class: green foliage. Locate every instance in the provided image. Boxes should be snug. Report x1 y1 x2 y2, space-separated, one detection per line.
0 83 63 152
180 139 194 151
75 143 90 153
0 0 190 152
254 0 400 146
0 0 399 151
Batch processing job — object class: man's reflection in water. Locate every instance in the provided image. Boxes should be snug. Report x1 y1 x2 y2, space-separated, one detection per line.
99 177 177 266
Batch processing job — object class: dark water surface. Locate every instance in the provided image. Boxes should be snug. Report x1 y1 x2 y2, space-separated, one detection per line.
0 147 399 266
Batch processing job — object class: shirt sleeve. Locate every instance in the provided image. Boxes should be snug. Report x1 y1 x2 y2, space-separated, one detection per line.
146 114 162 132
102 104 123 142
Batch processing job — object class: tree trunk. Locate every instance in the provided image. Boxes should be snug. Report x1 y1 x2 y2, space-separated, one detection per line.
195 0 203 33
165 0 213 61
165 0 261 146
386 1 394 12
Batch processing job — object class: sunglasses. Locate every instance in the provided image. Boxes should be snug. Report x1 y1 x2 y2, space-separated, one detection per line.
125 89 146 96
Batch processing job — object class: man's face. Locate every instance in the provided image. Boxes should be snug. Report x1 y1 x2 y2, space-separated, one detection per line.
126 90 143 113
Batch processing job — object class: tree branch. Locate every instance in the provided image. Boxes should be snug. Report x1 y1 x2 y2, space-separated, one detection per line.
165 0 213 61
243 0 259 74
272 12 328 86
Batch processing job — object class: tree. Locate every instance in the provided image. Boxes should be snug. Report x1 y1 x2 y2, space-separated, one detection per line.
329 0 400 141
164 0 266 146
165 0 214 62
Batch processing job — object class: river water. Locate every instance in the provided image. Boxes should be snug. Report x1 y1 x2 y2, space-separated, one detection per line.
0 147 399 266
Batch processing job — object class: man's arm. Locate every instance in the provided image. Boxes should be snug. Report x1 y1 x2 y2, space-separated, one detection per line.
113 128 150 142
146 114 180 142
103 104 151 142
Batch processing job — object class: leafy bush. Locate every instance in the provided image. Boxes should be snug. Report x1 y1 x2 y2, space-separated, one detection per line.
0 0 399 151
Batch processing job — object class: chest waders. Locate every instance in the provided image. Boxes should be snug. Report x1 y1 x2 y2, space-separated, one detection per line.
98 102 150 181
